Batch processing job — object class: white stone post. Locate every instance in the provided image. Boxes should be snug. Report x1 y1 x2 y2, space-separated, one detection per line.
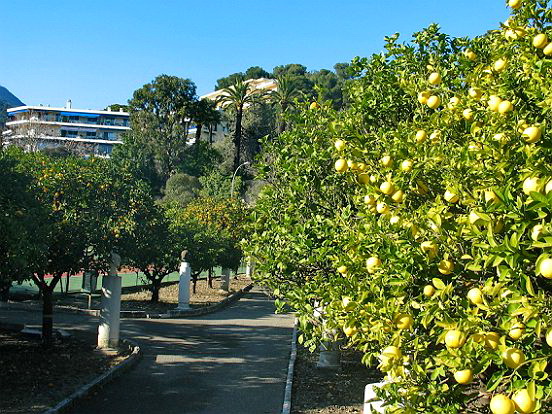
177 261 191 310
245 257 254 278
316 339 341 369
363 382 386 413
97 252 122 349
220 268 231 292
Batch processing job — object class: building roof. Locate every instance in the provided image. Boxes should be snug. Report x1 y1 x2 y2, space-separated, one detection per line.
200 77 278 103
7 105 129 117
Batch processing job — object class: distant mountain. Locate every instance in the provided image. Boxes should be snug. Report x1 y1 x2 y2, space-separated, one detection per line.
0 85 24 108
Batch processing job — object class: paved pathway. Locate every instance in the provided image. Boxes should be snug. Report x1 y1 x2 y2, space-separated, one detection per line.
0 288 294 414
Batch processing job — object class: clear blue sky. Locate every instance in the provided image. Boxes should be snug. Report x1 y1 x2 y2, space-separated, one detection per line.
1 0 509 110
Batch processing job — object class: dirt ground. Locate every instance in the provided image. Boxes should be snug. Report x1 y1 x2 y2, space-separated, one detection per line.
0 329 128 414
43 275 252 313
118 275 252 312
292 345 382 414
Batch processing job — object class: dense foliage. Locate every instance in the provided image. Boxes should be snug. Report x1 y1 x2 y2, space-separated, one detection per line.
247 1 552 412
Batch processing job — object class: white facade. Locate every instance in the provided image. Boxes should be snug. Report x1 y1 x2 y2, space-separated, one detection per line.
191 78 278 143
4 103 129 156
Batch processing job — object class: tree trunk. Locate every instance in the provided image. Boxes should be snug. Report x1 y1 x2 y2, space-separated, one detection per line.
42 287 54 346
0 282 10 303
208 268 213 288
150 278 161 303
208 124 214 144
192 274 198 294
278 103 288 134
233 108 243 171
195 124 203 145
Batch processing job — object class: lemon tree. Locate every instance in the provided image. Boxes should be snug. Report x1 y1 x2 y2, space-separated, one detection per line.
247 0 552 412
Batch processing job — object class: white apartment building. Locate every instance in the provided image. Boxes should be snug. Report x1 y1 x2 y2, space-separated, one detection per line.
3 101 129 156
3 77 277 154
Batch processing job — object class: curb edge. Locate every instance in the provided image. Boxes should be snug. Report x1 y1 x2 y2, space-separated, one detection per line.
40 339 142 414
282 319 298 414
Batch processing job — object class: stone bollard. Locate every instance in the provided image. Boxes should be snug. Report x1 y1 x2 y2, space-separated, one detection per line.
97 252 122 349
177 254 191 310
316 339 341 370
220 268 231 292
245 257 254 278
363 382 386 413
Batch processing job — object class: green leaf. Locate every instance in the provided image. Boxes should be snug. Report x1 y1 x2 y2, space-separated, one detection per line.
432 278 446 289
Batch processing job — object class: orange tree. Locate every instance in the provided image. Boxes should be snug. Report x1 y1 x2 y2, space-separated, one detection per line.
246 1 552 412
0 148 48 301
167 197 248 291
17 153 153 344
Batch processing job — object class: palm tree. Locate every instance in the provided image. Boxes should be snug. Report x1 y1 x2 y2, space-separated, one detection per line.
269 75 300 133
191 99 221 148
217 79 259 171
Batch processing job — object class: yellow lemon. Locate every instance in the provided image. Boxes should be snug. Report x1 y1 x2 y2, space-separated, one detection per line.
467 288 483 304
484 332 500 350
445 330 466 348
428 72 442 85
380 181 395 195
389 215 401 226
418 90 430 104
498 100 514 114
469 87 482 100
358 173 370 185
335 159 348 172
309 102 320 110
488 95 502 111
337 265 348 274
462 108 474 121
380 155 393 167
400 160 413 172
544 42 552 56
454 369 473 384
391 190 405 203
376 202 389 215
448 96 460 108
493 58 508 72
502 348 525 369
531 224 544 241
334 139 346 151
508 322 525 340
523 177 541 195
512 389 536 414
343 326 357 337
366 256 382 273
464 49 477 61
508 0 522 8
545 328 552 347
427 95 441 109
438 259 454 275
381 345 401 361
533 33 548 48
538 258 552 278
490 394 515 414
415 130 428 143
522 126 542 143
423 285 435 297
364 195 377 205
